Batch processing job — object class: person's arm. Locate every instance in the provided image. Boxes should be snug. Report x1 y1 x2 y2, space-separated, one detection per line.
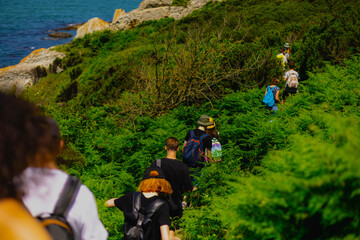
206 149 213 163
264 88 268 97
160 225 180 240
104 198 117 207
78 186 108 240
275 90 281 104
160 225 170 240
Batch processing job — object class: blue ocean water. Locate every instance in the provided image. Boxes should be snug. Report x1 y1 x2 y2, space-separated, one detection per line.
0 0 142 68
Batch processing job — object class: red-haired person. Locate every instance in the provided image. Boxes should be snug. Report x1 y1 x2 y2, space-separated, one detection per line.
105 166 180 240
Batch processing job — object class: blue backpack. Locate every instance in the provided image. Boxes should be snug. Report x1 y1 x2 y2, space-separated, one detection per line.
262 86 276 107
182 130 209 167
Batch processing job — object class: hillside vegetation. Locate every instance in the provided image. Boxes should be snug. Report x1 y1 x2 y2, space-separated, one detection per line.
23 0 360 239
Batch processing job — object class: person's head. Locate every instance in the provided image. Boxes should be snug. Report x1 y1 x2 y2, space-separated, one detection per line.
0 93 46 199
279 47 284 53
272 78 280 85
197 115 215 128
284 43 290 49
138 166 173 195
28 117 64 168
288 60 295 69
165 137 179 152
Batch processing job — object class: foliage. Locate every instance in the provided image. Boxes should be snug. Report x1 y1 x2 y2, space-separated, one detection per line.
21 0 360 238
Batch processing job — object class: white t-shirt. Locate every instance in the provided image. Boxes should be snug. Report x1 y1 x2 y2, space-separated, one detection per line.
284 69 300 88
20 167 108 240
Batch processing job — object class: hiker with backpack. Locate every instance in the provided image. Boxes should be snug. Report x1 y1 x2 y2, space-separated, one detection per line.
283 60 300 102
182 115 213 168
19 117 108 240
105 166 180 240
0 93 52 240
284 43 291 60
276 47 287 70
151 137 193 220
263 78 282 113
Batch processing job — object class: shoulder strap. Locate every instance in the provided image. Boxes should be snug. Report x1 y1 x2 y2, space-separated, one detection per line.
133 192 141 213
190 129 195 138
146 199 166 219
53 175 81 217
199 132 209 142
156 159 161 168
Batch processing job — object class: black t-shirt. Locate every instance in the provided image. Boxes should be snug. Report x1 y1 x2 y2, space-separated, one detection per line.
185 129 212 151
151 158 193 218
114 192 170 240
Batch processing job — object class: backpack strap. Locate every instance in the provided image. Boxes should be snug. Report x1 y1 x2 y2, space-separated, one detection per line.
190 129 195 138
146 199 166 218
53 175 81 218
131 192 143 237
156 159 161 168
133 192 141 213
199 132 209 144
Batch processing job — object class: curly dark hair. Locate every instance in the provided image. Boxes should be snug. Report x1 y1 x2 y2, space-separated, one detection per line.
0 93 48 200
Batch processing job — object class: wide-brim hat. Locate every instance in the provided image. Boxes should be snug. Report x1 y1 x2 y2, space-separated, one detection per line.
284 43 290 48
142 166 166 180
197 115 215 127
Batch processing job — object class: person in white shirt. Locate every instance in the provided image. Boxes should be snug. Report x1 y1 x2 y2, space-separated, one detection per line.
20 117 108 240
283 60 300 102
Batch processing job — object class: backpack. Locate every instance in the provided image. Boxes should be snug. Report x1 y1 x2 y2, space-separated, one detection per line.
287 71 299 88
37 175 81 240
124 192 166 240
210 138 222 162
276 53 286 67
182 130 209 167
262 86 276 107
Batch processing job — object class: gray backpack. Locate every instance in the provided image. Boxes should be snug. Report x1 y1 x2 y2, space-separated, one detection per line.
287 71 299 88
37 176 81 240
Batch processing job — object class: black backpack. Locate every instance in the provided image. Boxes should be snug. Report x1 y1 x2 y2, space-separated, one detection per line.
37 175 81 240
124 192 165 240
181 130 209 167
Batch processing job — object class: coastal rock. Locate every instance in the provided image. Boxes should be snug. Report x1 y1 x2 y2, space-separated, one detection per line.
138 0 173 10
0 48 65 95
113 9 126 22
48 32 73 39
109 0 219 31
75 17 110 39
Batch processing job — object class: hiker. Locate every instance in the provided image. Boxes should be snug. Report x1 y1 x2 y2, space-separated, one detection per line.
19 117 108 240
151 137 193 219
284 43 291 60
205 124 222 163
263 78 282 113
276 47 287 70
0 93 51 240
283 60 300 101
105 166 180 240
182 115 213 168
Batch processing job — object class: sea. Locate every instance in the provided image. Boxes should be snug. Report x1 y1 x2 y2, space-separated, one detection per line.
0 0 142 68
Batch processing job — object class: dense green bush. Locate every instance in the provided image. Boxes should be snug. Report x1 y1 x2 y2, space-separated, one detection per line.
22 0 360 238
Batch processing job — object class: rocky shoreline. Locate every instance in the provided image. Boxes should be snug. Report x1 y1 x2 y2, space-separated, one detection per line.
0 0 218 94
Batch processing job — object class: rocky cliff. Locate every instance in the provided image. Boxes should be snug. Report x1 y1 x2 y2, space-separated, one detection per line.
0 48 65 95
76 0 217 37
0 0 217 94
